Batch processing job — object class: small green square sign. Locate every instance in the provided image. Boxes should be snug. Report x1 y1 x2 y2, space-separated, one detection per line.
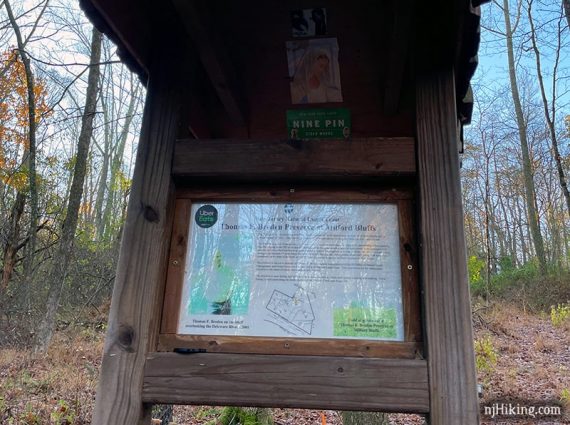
287 108 351 140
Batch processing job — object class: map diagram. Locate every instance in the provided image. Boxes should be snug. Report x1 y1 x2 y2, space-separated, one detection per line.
265 287 315 335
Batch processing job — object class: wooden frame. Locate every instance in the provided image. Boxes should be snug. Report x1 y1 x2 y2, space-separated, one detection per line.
142 353 429 413
159 186 421 359
91 49 183 425
87 0 482 420
173 137 415 179
417 69 479 423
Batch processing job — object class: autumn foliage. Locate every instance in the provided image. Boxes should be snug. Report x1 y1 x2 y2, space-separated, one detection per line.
0 50 49 191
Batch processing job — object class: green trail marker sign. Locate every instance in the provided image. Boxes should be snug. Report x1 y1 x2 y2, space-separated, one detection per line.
287 108 351 140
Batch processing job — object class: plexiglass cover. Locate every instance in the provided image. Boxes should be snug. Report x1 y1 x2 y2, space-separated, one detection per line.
177 203 404 341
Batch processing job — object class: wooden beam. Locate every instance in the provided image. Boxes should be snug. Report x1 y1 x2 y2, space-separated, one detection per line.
80 0 150 79
384 0 412 114
142 353 429 413
91 56 182 424
173 137 415 179
171 0 246 126
175 187 414 201
416 69 479 424
158 335 419 359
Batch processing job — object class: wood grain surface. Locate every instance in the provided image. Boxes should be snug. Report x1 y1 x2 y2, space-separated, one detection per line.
91 55 182 425
417 69 479 424
173 138 415 178
142 352 429 413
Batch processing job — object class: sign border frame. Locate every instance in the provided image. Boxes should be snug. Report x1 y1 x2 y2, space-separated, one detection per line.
159 186 421 359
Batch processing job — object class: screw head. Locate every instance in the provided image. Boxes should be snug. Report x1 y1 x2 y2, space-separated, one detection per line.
407 264 413 270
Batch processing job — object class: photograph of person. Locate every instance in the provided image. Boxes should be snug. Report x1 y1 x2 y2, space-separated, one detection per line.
291 8 327 37
286 38 343 104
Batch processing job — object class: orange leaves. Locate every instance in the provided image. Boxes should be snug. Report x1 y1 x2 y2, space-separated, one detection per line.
0 50 50 190
0 50 50 133
79 201 92 216
1 168 28 191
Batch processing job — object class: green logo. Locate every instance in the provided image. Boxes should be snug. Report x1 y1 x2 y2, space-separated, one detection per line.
195 205 218 228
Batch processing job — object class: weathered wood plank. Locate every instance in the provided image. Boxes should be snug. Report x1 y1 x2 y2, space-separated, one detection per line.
176 187 414 201
207 1 415 139
158 335 419 359
384 0 412 114
172 0 245 126
142 353 429 413
160 199 192 334
173 138 415 178
91 60 182 424
79 0 150 78
398 200 422 345
416 69 479 424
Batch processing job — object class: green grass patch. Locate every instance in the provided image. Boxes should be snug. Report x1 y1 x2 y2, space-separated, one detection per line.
551 303 570 327
211 407 273 425
470 260 570 313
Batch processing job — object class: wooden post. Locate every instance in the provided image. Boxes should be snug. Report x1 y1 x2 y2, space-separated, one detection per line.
92 54 181 425
416 68 479 424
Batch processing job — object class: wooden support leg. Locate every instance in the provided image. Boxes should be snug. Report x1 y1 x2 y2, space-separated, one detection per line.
92 61 181 424
416 69 479 424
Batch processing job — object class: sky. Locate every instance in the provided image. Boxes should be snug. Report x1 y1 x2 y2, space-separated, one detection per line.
4 0 144 181
474 1 570 117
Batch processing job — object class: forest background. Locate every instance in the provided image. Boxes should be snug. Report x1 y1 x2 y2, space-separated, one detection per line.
0 0 569 424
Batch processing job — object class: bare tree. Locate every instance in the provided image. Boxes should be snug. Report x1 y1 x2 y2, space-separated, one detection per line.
501 0 547 274
4 0 49 280
33 26 102 354
526 0 570 218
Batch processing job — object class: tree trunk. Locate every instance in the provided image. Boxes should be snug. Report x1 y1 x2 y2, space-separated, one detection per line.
518 198 529 264
341 412 389 425
502 0 547 274
33 27 103 354
4 0 39 279
1 191 25 290
482 144 493 298
94 89 111 239
101 83 138 241
527 0 570 218
562 202 570 268
494 159 515 264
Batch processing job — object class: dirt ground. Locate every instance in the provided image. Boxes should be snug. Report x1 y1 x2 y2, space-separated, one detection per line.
474 303 570 424
0 303 568 424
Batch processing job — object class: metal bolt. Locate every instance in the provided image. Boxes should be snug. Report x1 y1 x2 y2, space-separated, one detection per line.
172 259 179 266
407 265 413 270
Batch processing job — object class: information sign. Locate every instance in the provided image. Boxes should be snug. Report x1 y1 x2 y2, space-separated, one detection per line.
178 203 404 341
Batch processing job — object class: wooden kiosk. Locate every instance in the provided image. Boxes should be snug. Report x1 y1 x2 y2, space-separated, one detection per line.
81 1 488 424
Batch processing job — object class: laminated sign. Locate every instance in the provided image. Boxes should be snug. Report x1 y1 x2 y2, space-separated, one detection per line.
287 108 351 140
177 203 404 341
